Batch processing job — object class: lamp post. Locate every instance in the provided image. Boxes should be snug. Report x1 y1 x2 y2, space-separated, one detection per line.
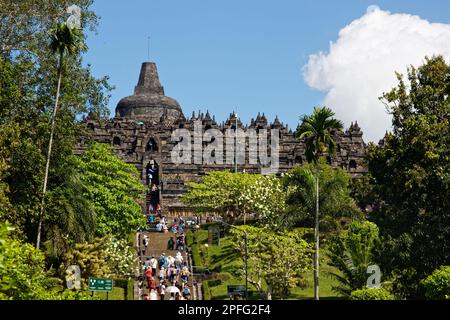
221 221 248 300
234 111 238 174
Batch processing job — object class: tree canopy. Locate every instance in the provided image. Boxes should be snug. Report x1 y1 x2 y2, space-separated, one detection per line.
282 160 362 233
230 225 313 300
181 171 285 225
366 56 450 298
75 142 146 238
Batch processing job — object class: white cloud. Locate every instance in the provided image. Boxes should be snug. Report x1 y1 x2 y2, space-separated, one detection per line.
303 6 450 142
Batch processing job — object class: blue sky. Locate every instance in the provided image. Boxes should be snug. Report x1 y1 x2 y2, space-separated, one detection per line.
83 0 450 139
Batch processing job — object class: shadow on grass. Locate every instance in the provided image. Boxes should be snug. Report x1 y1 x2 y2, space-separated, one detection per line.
209 243 241 267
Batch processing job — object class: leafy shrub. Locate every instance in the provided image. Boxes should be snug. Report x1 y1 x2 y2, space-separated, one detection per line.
349 288 395 300
421 266 450 300
202 280 211 300
208 279 222 287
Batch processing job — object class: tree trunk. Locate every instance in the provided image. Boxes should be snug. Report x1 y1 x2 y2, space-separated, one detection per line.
36 52 63 249
314 162 320 300
267 285 272 300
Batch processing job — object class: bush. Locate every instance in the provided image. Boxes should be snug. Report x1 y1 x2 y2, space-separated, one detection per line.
202 280 211 300
208 279 222 287
421 266 450 300
191 245 202 268
349 288 395 300
210 263 223 273
186 230 194 246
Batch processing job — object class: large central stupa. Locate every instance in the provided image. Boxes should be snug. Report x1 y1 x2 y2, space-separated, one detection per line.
115 62 184 123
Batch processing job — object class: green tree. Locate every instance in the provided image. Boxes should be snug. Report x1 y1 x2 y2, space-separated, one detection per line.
297 106 344 300
328 221 380 297
62 239 111 289
0 1 111 249
75 142 145 238
421 266 450 300
366 56 450 298
182 171 285 225
37 22 87 249
230 225 313 300
282 160 361 234
0 222 95 300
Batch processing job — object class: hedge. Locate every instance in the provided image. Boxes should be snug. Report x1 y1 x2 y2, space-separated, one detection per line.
421 266 450 300
349 287 395 300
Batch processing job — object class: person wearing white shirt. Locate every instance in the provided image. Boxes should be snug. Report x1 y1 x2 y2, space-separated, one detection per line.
150 256 158 275
150 289 158 300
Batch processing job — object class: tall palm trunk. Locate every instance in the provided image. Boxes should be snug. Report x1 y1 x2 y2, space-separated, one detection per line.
314 162 320 300
36 52 64 249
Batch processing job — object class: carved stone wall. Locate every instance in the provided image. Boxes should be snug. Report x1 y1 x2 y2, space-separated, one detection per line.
75 62 367 216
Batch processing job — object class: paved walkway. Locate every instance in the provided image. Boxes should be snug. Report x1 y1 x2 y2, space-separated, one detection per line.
136 229 195 300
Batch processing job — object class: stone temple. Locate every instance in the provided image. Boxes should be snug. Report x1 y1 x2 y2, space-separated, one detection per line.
76 62 367 216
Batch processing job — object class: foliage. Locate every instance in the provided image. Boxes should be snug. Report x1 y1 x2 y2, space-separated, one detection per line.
420 266 450 300
283 160 362 234
62 239 111 289
328 221 380 297
0 222 96 300
0 0 98 56
230 225 313 300
0 0 111 250
0 222 48 299
349 287 394 300
366 56 450 298
104 237 138 279
182 171 285 225
74 142 145 238
297 106 344 164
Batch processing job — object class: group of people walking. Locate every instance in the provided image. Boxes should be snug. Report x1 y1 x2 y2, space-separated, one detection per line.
141 252 191 300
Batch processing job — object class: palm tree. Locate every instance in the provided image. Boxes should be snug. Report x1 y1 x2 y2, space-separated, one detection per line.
36 23 86 249
297 106 344 300
282 161 360 233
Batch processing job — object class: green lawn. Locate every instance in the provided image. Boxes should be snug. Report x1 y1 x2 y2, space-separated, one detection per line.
189 229 342 300
93 286 126 300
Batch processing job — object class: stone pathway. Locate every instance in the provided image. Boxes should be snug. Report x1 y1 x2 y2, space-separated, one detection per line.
136 230 195 300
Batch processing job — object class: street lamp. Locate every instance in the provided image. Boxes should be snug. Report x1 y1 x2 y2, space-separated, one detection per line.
221 221 248 300
234 111 238 174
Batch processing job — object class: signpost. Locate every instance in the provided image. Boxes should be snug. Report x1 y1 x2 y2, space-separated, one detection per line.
227 285 247 300
88 278 113 300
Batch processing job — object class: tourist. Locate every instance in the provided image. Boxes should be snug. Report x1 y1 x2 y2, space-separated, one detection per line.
149 289 158 300
175 251 183 264
181 264 190 285
149 276 157 291
142 293 150 300
182 286 191 300
159 266 166 282
145 268 153 288
167 237 175 250
150 256 157 276
144 257 150 270
158 253 166 269
156 222 163 232
143 235 149 254
158 282 166 300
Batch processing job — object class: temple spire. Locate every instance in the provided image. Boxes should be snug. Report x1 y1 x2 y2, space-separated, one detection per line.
134 62 164 95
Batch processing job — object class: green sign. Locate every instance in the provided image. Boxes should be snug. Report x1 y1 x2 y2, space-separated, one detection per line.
227 285 246 295
88 278 113 292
